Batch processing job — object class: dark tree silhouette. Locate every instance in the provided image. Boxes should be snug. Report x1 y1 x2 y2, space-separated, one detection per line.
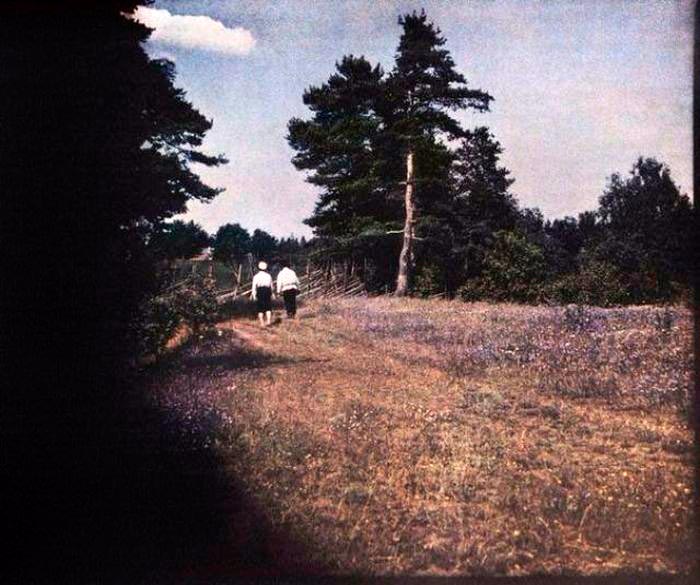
594 157 694 299
250 228 279 261
441 127 519 287
452 127 518 232
288 12 492 295
288 55 391 238
149 219 211 261
211 222 252 266
0 2 269 582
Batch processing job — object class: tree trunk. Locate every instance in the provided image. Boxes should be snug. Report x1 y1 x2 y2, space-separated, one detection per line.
395 149 415 296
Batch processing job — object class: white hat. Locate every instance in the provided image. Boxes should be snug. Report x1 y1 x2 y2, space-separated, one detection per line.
258 261 268 270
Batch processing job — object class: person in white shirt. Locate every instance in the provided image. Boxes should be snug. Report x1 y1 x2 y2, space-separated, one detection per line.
276 264 300 318
251 261 273 326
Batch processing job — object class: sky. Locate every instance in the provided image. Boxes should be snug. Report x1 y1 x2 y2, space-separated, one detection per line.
134 0 694 239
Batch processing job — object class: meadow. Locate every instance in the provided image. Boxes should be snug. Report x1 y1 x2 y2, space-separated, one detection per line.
145 297 695 576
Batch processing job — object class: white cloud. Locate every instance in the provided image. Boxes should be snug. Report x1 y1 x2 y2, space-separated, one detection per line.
133 7 256 56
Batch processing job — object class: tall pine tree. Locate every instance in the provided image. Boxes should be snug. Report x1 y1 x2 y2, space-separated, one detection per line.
386 11 492 295
448 127 518 283
288 12 492 294
288 56 391 239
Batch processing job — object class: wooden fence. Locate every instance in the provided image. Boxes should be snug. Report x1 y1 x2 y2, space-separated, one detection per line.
212 261 366 304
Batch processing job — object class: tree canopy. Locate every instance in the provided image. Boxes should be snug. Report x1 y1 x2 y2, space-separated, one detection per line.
211 223 252 265
250 229 279 262
592 157 694 300
2 1 227 580
288 55 389 238
288 10 494 295
148 220 211 261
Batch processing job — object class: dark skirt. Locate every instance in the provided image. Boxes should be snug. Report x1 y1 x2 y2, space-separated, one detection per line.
255 286 272 312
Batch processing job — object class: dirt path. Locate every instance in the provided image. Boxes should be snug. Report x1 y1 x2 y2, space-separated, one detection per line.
216 313 456 422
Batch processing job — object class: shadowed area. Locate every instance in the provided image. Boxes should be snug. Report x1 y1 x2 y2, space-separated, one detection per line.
0 3 327 578
5 329 328 583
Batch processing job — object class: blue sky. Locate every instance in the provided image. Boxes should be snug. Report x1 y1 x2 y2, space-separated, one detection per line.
137 0 694 238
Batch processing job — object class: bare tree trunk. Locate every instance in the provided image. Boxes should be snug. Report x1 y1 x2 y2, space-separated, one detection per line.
395 149 415 296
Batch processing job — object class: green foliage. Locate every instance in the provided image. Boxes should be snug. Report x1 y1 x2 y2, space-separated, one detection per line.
287 55 389 239
413 263 444 297
579 232 690 305
451 127 518 234
517 207 546 236
288 10 693 306
133 291 181 358
457 278 487 303
148 220 210 261
133 272 219 358
596 157 694 299
250 228 278 262
544 216 584 260
173 273 219 335
458 231 546 303
1 2 226 372
288 11 493 293
387 10 492 145
211 223 251 265
545 260 629 307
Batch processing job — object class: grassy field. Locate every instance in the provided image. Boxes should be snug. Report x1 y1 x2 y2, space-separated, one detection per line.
146 297 696 576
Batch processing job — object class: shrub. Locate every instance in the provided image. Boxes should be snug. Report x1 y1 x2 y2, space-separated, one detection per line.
458 231 546 303
413 263 443 297
132 292 181 358
132 272 219 359
457 278 486 302
546 260 629 307
173 273 219 335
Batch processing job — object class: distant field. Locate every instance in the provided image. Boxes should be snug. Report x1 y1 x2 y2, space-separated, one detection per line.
147 297 695 576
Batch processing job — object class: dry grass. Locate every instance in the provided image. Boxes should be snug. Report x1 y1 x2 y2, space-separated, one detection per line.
148 297 696 576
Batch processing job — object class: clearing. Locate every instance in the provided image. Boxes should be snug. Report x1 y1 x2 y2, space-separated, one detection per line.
145 297 695 577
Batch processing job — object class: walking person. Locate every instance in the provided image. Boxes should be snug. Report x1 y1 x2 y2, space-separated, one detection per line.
276 263 300 319
251 261 273 327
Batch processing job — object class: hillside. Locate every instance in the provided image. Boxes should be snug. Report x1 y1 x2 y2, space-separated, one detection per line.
143 297 695 576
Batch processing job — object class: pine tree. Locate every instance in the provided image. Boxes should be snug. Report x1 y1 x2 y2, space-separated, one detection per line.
1 1 226 364
448 127 518 283
386 11 492 295
288 12 493 294
452 127 517 231
287 56 390 238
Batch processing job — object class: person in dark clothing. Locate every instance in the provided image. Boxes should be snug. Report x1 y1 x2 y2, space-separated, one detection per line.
276 264 300 318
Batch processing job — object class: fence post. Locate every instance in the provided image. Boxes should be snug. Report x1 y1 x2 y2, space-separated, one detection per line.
233 263 242 299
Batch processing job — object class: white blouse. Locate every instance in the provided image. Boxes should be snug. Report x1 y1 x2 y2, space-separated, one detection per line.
251 271 273 299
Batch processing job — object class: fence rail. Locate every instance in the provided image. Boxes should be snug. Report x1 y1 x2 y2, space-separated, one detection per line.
186 261 368 304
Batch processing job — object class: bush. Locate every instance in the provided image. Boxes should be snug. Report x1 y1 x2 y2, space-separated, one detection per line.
457 278 487 302
545 260 629 307
414 263 443 297
458 231 546 303
132 272 219 359
132 293 181 359
173 273 219 334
